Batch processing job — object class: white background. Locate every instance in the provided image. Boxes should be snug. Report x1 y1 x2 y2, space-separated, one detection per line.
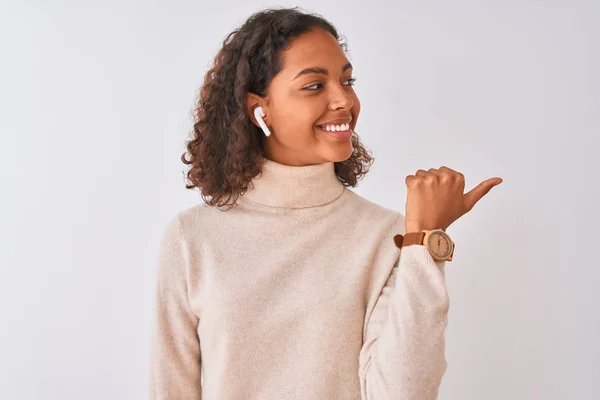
1 0 598 399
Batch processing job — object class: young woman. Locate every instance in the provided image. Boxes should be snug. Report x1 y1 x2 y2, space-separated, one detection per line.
149 7 502 400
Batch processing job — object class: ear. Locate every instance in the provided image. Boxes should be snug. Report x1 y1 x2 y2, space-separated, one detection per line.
246 92 269 128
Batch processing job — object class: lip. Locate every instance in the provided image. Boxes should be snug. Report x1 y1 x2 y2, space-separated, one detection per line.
316 117 352 126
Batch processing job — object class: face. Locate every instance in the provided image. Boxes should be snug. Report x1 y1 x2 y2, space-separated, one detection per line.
247 28 361 166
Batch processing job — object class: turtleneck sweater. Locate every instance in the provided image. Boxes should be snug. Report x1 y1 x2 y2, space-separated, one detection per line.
149 156 450 400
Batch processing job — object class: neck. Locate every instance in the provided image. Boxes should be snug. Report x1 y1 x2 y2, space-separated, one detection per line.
239 155 345 208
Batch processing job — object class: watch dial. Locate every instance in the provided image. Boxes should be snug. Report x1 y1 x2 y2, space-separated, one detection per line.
427 232 452 258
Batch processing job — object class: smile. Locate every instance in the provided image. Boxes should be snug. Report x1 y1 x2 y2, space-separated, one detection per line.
316 124 352 139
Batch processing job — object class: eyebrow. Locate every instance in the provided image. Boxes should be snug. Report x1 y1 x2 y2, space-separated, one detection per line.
292 62 353 80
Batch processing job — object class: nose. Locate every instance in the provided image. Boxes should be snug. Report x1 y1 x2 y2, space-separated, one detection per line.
328 84 354 111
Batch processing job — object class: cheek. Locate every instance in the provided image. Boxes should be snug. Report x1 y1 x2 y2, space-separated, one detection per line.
276 105 320 139
291 102 324 129
351 96 361 125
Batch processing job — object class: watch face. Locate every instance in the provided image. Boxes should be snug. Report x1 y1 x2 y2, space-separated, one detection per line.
427 231 453 259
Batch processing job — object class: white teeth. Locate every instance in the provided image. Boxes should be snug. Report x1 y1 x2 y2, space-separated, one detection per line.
322 123 349 131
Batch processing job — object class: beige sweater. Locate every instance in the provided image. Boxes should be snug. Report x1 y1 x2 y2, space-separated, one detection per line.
149 157 450 399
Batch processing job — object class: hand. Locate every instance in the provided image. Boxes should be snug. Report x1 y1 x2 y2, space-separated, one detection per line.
404 166 503 233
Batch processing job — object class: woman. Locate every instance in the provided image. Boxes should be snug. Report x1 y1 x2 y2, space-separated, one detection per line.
149 7 502 400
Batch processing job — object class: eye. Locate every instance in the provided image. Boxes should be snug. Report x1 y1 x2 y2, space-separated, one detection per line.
302 77 358 91
344 77 357 87
303 83 324 91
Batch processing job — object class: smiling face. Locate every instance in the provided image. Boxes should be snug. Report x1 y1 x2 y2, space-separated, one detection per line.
247 28 361 166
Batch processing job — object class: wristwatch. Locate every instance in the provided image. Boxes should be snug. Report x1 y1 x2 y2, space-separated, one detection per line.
393 229 455 262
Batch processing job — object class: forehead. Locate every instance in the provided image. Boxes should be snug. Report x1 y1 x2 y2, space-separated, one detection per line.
279 28 348 74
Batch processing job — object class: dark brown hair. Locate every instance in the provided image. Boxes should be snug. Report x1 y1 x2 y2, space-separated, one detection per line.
181 7 374 210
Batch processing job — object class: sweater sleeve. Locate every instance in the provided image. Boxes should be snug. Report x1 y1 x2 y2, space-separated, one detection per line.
358 238 450 399
149 215 202 399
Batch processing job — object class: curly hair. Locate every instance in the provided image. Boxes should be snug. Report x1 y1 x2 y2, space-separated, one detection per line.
181 7 375 211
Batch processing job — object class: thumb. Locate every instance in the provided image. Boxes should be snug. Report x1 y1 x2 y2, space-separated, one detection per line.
464 177 503 211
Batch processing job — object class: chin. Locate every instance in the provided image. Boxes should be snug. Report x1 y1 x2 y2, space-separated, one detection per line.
323 144 354 163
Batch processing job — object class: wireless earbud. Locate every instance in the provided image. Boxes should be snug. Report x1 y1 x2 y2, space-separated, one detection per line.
253 106 271 137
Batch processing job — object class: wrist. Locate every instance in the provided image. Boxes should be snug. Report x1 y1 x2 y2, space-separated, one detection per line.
405 225 423 234
405 226 447 234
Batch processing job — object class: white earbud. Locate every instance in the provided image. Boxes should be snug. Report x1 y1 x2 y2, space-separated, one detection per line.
253 106 271 137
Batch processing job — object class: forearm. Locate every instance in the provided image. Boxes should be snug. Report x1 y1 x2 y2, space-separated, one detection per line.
359 245 450 399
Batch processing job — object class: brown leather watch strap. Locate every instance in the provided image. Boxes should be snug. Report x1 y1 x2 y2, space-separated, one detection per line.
393 232 425 249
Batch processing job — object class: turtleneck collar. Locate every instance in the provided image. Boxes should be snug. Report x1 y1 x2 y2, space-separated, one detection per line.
239 156 345 209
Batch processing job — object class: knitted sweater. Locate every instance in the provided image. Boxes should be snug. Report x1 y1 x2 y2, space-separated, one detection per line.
149 156 450 399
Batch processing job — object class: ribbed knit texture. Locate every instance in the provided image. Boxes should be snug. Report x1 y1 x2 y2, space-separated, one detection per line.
149 156 450 399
